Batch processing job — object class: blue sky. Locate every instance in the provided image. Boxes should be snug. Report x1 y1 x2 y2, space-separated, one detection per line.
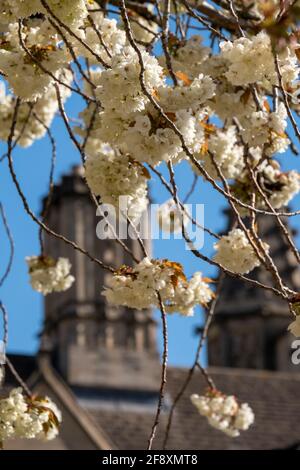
1 80 300 369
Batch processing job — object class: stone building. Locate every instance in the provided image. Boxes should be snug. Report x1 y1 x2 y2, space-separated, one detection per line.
2 166 300 450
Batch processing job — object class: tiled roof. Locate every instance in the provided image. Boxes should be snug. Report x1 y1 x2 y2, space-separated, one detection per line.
3 355 300 450
82 366 300 450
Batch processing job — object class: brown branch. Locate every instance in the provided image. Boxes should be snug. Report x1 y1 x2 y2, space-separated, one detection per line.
40 0 111 69
160 0 178 86
149 164 220 240
165 161 287 299
119 1 299 221
6 99 115 274
0 302 8 355
31 112 57 256
6 357 32 398
0 203 14 288
17 20 93 103
163 275 224 449
207 150 289 296
147 291 168 450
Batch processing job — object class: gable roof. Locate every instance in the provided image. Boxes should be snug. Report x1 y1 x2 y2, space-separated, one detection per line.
80 366 300 450
3 355 300 450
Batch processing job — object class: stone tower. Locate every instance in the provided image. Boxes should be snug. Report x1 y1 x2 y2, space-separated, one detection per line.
41 166 160 391
208 212 300 372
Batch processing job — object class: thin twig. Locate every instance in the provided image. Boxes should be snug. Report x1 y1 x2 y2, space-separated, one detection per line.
0 203 14 288
6 99 115 274
147 291 168 450
163 275 224 449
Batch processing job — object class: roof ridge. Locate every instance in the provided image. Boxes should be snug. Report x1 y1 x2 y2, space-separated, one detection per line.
168 365 300 381
37 354 116 450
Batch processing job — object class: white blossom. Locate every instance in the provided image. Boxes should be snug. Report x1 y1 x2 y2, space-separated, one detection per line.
88 106 186 166
0 0 299 449
0 71 71 146
263 165 300 209
194 125 244 180
0 21 69 101
0 388 61 444
95 47 164 116
232 159 300 214
8 0 88 30
240 103 289 156
73 8 126 64
191 390 254 437
210 87 256 121
128 9 158 44
103 257 213 316
26 256 75 295
200 53 228 80
115 107 206 166
213 228 269 274
157 74 215 113
220 32 299 89
167 271 214 316
85 145 149 221
159 35 210 79
79 65 212 166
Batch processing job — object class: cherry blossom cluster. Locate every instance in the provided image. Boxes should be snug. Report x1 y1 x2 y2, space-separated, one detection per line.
73 7 126 65
191 389 255 437
220 32 298 89
213 228 269 275
85 144 149 221
0 20 69 101
103 257 214 316
233 161 300 216
89 59 215 166
195 125 244 180
75 24 300 219
26 255 75 295
0 72 71 147
1 0 298 221
128 8 158 44
0 388 61 444
2 1 88 30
